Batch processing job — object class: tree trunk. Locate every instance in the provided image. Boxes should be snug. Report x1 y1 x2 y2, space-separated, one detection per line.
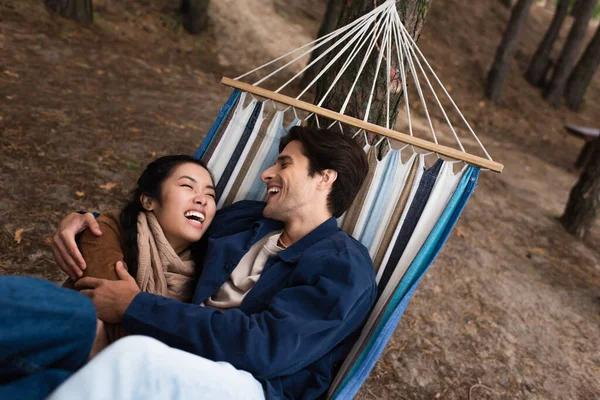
485 0 535 103
560 136 600 239
300 0 344 88
525 0 570 87
313 0 433 131
45 0 93 22
571 0 582 16
565 24 600 110
543 0 597 107
180 0 210 34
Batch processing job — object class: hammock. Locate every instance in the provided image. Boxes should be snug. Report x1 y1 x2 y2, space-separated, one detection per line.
194 0 503 398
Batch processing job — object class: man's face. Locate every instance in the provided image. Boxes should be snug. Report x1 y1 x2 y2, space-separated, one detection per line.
260 140 323 222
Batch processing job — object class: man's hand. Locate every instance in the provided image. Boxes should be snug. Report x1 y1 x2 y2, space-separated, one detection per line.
52 212 102 279
75 262 140 324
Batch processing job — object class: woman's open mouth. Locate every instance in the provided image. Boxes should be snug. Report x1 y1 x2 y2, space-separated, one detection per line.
184 210 205 227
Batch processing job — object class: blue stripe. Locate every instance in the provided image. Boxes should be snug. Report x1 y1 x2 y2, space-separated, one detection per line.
193 89 241 160
333 166 479 399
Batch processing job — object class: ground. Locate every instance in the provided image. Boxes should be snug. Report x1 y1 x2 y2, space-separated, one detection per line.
1 0 599 399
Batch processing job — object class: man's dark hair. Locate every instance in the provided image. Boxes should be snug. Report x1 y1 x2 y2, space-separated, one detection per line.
279 126 369 218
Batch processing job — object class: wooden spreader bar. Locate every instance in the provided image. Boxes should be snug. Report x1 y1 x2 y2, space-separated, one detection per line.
222 77 504 173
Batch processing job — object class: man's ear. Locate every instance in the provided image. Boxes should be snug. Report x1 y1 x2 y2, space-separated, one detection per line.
140 194 155 211
317 169 338 191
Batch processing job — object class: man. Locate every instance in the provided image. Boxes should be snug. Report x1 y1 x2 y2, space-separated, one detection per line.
49 126 376 399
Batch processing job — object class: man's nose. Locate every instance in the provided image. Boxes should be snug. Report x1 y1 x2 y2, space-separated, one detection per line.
260 165 275 183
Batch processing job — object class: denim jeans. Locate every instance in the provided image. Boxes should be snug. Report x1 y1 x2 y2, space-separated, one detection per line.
0 276 97 400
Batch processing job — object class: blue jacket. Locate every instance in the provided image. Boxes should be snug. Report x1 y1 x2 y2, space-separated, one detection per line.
122 201 377 399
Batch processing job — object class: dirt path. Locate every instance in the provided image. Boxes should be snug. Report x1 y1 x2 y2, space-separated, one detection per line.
1 0 599 398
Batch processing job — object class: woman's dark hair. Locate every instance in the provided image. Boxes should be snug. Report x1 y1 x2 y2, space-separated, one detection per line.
120 155 215 279
279 126 369 218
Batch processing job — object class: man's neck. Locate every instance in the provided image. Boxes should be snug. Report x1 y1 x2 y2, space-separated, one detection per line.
281 210 332 247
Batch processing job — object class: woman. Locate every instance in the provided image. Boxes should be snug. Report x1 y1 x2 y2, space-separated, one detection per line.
68 154 217 345
0 154 217 399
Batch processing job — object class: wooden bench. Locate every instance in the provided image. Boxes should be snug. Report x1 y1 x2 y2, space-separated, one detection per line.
564 124 600 168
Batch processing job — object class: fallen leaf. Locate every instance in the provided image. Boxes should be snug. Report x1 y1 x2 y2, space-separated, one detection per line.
44 236 53 245
6 95 15 100
529 247 546 256
38 151 45 156
75 191 85 197
15 228 24 244
432 312 439 318
4 70 19 78
445 84 452 92
151 151 156 158
434 286 441 293
455 226 466 238
96 70 105 76
128 127 140 133
479 101 486 108
99 182 118 190
434 392 441 399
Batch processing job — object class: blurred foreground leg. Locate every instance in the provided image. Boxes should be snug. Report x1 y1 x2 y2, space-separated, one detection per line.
49 336 265 400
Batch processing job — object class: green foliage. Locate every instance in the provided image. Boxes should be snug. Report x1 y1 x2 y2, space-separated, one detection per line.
556 0 600 19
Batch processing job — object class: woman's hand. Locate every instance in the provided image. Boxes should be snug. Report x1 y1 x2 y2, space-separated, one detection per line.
51 212 103 279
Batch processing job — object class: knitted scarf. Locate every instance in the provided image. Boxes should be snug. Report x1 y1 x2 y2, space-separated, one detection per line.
136 212 196 302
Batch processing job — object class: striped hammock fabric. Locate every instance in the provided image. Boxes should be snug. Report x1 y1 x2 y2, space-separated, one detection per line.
194 89 480 399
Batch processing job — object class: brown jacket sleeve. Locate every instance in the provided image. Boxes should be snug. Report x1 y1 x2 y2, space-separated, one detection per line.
79 212 125 281
66 212 130 343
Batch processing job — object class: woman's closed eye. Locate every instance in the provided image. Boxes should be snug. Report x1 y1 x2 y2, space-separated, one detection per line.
181 184 193 189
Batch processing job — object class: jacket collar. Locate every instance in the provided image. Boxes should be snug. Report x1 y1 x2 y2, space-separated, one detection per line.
276 217 339 263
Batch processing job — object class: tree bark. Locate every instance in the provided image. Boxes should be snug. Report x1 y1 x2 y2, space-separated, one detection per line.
180 0 210 34
45 0 93 22
300 0 344 88
485 0 535 103
525 0 570 87
571 0 582 16
565 24 600 110
543 0 597 107
313 0 433 133
560 136 600 239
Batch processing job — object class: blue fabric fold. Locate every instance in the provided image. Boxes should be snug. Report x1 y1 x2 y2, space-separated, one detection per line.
193 89 241 160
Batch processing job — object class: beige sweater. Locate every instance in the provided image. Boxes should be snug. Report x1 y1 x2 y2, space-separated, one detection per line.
204 230 284 311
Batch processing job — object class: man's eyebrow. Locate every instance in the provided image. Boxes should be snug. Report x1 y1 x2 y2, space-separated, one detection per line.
178 175 197 183
276 155 292 163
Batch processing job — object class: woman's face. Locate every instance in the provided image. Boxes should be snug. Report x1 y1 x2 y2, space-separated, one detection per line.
146 162 216 253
